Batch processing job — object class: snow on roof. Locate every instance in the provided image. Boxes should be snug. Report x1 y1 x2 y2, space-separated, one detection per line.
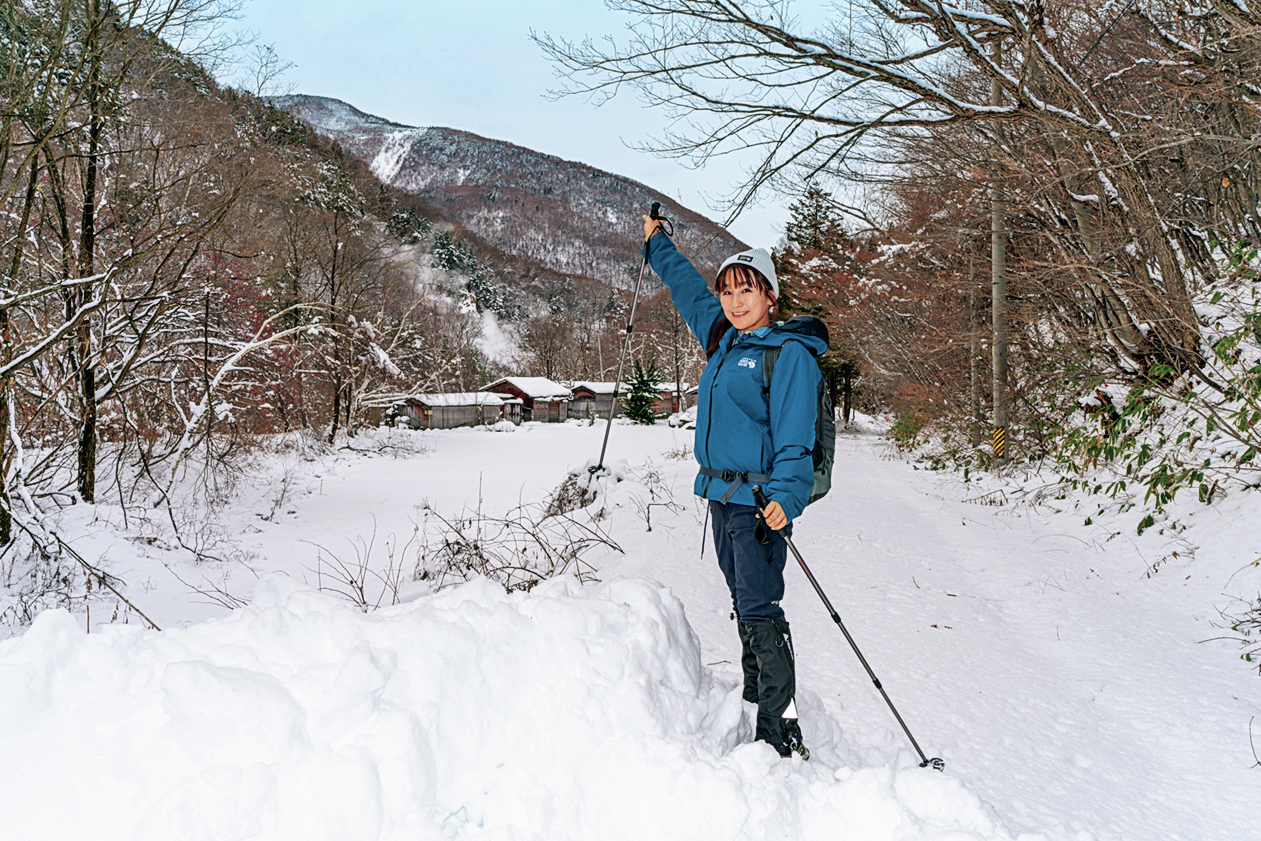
411 392 517 408
569 381 616 395
483 377 573 400
360 391 427 409
570 381 688 395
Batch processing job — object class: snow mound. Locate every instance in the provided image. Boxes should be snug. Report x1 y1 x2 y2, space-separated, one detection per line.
668 405 698 428
0 576 1026 840
843 409 893 435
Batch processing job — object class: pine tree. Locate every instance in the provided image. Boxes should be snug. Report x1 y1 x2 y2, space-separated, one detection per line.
785 182 845 253
777 181 865 425
622 360 662 424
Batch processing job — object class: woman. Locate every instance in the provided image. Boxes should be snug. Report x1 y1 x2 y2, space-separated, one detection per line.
642 215 825 759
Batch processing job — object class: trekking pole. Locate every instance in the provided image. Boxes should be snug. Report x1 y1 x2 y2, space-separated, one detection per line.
590 202 670 477
751 485 945 771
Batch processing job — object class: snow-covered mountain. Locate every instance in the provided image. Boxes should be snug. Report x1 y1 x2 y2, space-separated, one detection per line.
271 94 747 288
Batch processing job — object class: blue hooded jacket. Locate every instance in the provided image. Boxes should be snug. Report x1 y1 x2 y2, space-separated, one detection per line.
646 232 826 523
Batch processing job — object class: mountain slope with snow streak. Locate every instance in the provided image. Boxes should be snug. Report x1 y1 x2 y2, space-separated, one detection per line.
271 94 748 288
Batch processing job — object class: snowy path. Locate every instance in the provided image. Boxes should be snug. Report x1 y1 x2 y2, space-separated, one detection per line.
2 420 1257 840
597 424 1260 840
794 432 1256 840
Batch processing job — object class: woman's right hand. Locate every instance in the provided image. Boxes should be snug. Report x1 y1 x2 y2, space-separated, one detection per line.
643 214 665 242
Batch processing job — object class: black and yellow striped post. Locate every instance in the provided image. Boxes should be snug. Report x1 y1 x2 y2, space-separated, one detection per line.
992 426 1006 462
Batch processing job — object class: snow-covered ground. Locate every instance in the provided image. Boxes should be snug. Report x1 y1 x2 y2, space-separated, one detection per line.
2 418 1257 840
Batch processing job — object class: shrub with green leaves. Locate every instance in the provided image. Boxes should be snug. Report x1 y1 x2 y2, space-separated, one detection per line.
1053 241 1261 534
891 408 928 450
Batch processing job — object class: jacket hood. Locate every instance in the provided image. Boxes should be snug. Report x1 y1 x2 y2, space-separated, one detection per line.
729 315 829 356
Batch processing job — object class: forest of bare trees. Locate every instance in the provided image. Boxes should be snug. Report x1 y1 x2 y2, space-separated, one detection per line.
6 0 1260 623
0 0 717 625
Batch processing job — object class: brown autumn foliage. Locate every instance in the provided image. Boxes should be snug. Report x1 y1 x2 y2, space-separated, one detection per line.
539 0 1261 460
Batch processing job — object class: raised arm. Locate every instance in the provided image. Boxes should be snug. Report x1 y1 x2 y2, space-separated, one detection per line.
642 223 727 355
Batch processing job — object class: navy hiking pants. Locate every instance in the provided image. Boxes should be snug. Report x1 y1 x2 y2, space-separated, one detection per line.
710 500 789 623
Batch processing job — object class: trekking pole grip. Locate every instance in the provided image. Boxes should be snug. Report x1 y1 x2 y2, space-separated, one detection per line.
647 201 673 239
751 485 774 524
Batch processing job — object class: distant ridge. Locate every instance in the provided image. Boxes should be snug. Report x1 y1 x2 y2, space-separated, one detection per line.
272 94 747 288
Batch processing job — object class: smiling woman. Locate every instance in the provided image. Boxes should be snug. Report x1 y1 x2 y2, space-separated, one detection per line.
640 212 826 759
715 258 777 333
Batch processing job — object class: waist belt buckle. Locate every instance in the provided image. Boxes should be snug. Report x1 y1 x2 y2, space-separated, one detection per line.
721 470 741 483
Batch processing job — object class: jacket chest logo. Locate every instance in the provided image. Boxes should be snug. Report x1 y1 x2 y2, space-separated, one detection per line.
737 356 758 369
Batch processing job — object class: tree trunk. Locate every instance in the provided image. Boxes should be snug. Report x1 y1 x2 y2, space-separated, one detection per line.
328 381 342 444
842 369 852 424
0 158 39 542
1044 130 1147 370
990 50 1009 466
969 278 981 448
74 0 103 504
345 381 355 437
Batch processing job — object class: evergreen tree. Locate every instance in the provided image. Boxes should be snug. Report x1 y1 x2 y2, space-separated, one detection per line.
387 208 431 244
622 360 662 424
430 232 478 274
785 182 845 252
777 181 865 424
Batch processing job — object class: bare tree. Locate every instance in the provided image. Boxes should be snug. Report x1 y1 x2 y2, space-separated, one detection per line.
1 0 247 528
520 311 575 380
537 0 1261 383
641 288 704 406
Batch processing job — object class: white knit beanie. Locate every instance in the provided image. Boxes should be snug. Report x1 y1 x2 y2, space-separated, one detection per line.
717 248 778 298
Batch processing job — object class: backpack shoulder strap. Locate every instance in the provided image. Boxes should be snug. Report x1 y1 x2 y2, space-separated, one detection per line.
762 345 782 394
763 331 817 395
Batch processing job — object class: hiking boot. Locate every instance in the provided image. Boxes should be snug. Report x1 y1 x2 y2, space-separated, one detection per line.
746 619 807 756
780 717 810 760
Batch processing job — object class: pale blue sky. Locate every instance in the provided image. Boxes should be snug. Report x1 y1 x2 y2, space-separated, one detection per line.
232 0 791 247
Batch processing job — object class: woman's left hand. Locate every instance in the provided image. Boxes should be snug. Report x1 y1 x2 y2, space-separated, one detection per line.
759 500 787 531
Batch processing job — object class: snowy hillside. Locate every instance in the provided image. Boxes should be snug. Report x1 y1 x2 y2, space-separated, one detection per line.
1 421 1257 840
272 94 748 288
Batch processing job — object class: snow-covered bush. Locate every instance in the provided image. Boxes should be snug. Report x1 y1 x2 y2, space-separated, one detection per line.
667 405 697 429
1050 244 1261 533
414 498 619 593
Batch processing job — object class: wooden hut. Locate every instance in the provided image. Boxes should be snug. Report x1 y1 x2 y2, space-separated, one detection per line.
378 392 522 429
654 382 690 415
570 380 690 419
481 377 572 422
568 382 620 421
